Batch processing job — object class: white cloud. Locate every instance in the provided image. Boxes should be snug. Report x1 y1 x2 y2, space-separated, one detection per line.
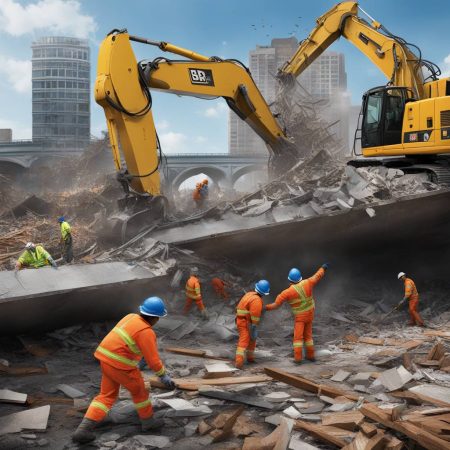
204 101 227 118
0 0 97 38
195 136 207 143
441 54 450 78
0 55 31 93
156 119 170 130
159 131 187 153
0 118 31 139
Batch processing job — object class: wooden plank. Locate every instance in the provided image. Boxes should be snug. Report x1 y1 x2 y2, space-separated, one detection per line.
360 402 449 450
211 405 244 443
424 330 450 338
366 431 388 450
390 390 450 408
294 420 347 448
321 410 364 431
386 436 404 450
358 337 384 346
264 367 359 401
146 374 270 391
165 347 229 361
427 343 446 361
360 422 377 437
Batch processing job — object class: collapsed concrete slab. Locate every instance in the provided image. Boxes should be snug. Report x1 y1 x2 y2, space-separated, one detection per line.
0 262 169 335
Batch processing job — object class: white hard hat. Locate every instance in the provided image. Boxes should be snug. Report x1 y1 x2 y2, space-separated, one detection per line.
25 242 35 250
191 267 199 274
397 272 406 279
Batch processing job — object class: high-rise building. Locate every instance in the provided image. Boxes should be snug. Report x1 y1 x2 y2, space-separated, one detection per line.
31 36 90 150
229 38 350 155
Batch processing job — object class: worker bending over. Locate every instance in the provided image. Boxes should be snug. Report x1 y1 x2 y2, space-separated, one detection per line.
235 280 270 369
193 182 203 208
58 216 73 263
266 264 328 364
211 277 229 300
15 242 57 270
184 268 208 319
72 297 175 444
397 272 425 327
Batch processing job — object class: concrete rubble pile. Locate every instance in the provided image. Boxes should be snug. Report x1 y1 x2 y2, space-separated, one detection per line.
1 282 449 449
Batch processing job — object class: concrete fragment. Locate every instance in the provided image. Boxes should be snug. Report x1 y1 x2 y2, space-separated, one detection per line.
198 386 274 410
132 435 171 448
348 372 372 386
265 413 284 426
161 398 212 417
57 384 86 399
265 392 291 403
330 370 351 382
184 420 199 437
328 402 355 412
204 362 236 377
378 366 413 391
409 384 450 404
354 385 368 393
330 312 352 324
283 406 301 419
289 432 320 449
366 207 376 218
336 198 352 210
0 388 27 404
21 434 37 440
318 395 335 405
296 403 324 414
0 405 50 435
297 413 321 422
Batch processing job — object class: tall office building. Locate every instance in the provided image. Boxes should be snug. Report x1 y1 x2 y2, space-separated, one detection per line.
229 38 350 154
31 36 90 150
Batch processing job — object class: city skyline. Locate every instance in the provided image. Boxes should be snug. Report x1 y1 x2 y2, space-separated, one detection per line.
1 0 450 154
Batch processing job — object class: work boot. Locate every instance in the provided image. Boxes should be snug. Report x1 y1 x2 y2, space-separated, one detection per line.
306 357 317 362
141 416 164 431
200 309 209 320
72 418 97 443
293 360 303 365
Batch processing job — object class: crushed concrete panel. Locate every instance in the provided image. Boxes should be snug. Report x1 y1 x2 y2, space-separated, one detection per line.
0 405 50 435
0 262 169 335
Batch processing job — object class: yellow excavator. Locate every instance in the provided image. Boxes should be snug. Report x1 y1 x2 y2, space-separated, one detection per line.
95 1 450 233
279 1 450 181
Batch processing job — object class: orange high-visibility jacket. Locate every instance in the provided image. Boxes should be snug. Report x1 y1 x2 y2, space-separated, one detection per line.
94 313 165 376
266 268 325 315
193 188 202 200
404 277 419 302
186 276 201 300
211 277 225 290
236 291 263 325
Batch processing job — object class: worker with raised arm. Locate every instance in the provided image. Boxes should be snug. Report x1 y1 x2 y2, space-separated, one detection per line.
397 272 425 327
193 182 203 208
184 267 208 319
15 242 57 270
235 280 270 369
211 277 229 300
72 297 175 444
266 265 328 364
58 216 73 263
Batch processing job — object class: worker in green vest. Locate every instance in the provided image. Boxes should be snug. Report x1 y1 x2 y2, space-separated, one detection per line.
58 216 73 263
15 242 57 270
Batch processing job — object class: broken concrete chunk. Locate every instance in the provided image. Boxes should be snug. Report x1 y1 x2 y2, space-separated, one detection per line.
265 392 292 403
57 384 86 399
409 384 450 404
204 362 236 378
378 366 413 391
330 370 351 382
283 406 301 419
328 402 355 412
365 207 376 218
198 386 274 410
0 389 27 404
161 398 212 417
132 435 171 448
348 372 372 386
289 432 320 449
0 405 50 435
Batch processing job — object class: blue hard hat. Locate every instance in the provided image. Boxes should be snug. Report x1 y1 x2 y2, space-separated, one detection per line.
255 279 270 296
58 216 65 223
139 297 167 317
288 268 302 283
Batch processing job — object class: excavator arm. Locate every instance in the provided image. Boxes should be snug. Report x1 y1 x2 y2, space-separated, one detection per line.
279 1 431 100
95 30 293 196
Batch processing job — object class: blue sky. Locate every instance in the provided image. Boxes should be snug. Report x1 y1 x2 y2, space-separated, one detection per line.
0 0 449 154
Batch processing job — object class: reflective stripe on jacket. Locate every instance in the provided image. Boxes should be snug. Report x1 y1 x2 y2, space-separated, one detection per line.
186 276 201 299
236 291 263 325
404 277 419 302
17 245 52 268
60 221 71 240
95 313 165 376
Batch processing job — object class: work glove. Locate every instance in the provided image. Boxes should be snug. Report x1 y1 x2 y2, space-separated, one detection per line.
250 324 258 341
138 358 147 371
397 298 407 309
322 263 329 270
49 258 57 269
159 374 176 389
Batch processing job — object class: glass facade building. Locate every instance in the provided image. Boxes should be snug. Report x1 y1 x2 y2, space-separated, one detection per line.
31 36 90 150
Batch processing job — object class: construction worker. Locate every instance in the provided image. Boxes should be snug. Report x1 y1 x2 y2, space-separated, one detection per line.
72 297 175 444
58 216 73 263
193 182 203 208
235 280 270 369
200 179 209 200
265 265 328 364
211 277 229 300
397 272 425 327
184 268 208 319
15 242 57 270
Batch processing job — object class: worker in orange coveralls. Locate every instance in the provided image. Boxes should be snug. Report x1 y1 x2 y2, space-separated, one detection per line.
235 280 270 369
193 182 203 208
397 272 425 327
72 297 175 444
211 277 229 300
265 264 328 364
184 267 208 319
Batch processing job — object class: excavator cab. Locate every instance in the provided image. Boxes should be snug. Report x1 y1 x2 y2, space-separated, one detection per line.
361 86 411 149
